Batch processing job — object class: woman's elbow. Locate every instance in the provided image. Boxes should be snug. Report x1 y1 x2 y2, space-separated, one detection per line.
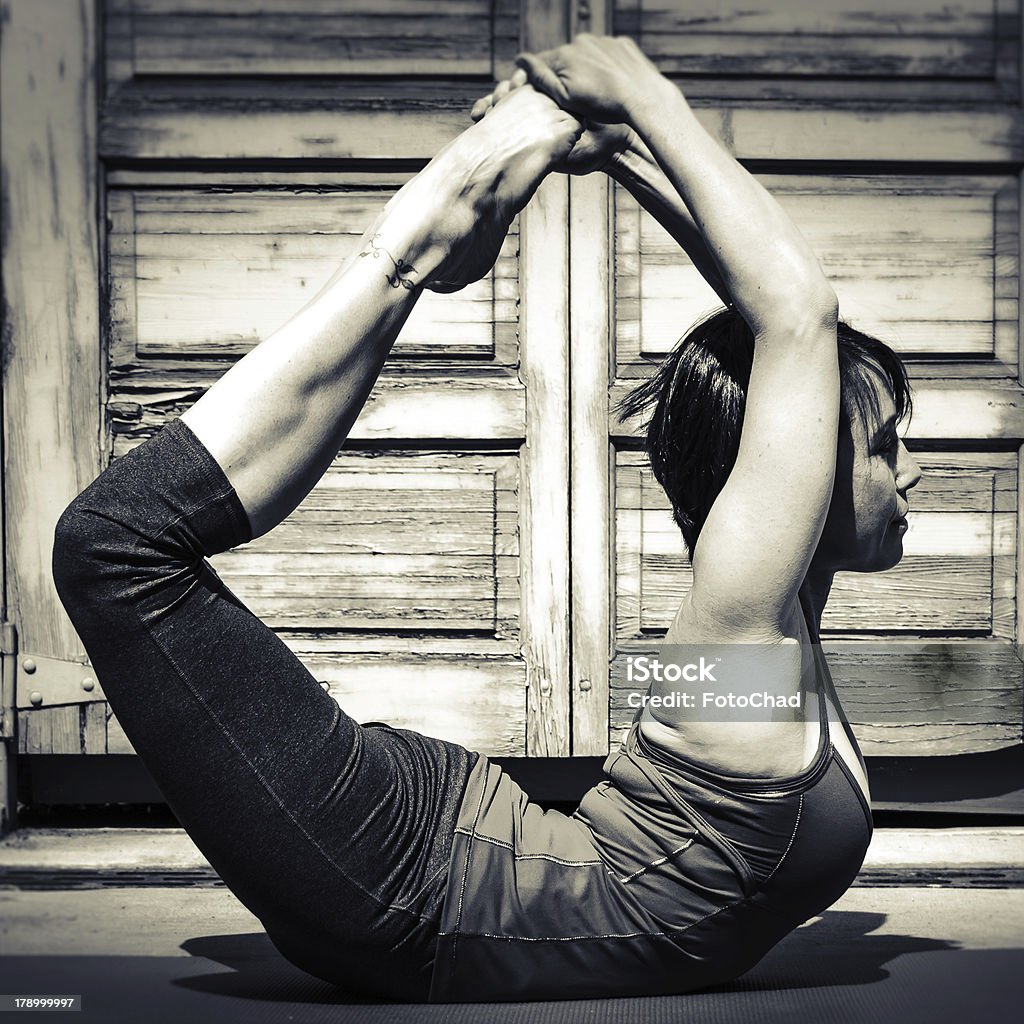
746 278 838 339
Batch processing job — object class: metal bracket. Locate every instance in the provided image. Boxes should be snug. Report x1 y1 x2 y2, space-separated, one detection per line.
15 650 106 710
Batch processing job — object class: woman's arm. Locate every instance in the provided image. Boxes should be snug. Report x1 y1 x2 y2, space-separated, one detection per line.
519 36 840 638
182 86 581 539
472 73 728 303
606 134 730 306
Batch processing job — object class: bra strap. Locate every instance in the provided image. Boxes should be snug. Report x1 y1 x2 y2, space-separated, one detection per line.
623 725 757 898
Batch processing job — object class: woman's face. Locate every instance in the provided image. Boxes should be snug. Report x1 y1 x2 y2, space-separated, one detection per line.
812 375 923 574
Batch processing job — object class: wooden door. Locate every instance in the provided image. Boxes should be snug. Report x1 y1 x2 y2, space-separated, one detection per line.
570 0 1024 758
6 0 579 785
5 0 1023 821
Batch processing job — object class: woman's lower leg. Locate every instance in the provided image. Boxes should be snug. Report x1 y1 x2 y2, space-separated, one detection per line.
180 86 582 539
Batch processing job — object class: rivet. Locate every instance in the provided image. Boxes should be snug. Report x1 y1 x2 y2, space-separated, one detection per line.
29 691 43 707
539 679 552 695
22 658 36 674
81 677 95 692
579 678 592 692
320 681 330 691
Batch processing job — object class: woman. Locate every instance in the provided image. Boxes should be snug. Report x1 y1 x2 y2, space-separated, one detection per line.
52 36 920 1003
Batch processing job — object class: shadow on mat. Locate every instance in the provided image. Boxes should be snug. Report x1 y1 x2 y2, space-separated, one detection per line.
176 934 373 1003
174 910 958 1003
717 910 958 991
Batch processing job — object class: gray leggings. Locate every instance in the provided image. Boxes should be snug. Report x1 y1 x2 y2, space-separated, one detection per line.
51 417 477 1000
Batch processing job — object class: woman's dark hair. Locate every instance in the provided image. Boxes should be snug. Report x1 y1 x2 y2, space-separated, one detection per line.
616 307 912 556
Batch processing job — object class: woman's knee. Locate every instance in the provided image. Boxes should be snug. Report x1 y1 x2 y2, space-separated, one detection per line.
51 489 132 612
51 459 181 616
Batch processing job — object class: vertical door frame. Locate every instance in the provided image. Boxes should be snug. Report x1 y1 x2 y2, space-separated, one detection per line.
520 0 574 755
0 0 103 829
568 0 615 754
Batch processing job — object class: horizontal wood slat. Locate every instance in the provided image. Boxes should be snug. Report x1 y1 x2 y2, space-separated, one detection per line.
108 380 526 449
612 382 1024 442
615 176 1019 372
34 656 530 756
108 189 518 365
99 100 1024 163
106 0 520 79
285 654 527 754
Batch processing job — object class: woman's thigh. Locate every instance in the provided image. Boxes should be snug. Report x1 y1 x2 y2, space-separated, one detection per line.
51 419 475 997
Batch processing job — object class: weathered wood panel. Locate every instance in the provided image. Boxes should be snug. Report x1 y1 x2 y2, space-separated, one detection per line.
94 447 526 754
106 0 520 80
615 176 1019 373
1 0 103 659
612 382 1024 442
299 656 527 754
17 703 107 756
203 453 520 635
78 657 529 755
108 189 518 365
109 381 527 451
613 0 1019 101
17 707 81 756
615 451 1017 637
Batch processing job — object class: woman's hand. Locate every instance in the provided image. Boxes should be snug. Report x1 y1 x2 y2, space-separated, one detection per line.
471 67 636 176
514 34 664 126
378 84 580 294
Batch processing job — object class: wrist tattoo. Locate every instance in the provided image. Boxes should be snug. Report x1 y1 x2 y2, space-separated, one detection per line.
359 234 418 290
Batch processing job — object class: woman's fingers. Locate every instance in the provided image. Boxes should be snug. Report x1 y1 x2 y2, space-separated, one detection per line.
471 67 530 123
515 36 661 123
470 94 492 122
514 50 572 108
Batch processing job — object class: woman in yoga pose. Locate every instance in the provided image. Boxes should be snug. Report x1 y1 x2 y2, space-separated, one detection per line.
53 36 920 1002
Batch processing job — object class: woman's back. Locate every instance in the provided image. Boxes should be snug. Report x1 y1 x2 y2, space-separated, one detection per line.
423 626 873 1001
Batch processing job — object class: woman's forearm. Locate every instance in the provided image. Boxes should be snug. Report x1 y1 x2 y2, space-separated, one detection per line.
625 80 837 334
607 137 730 306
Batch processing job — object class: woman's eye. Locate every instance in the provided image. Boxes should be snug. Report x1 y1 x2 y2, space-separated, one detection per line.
875 435 898 456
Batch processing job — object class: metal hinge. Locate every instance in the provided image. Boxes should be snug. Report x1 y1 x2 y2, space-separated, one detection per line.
12 642 106 711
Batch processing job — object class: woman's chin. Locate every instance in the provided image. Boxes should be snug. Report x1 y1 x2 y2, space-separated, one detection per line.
868 532 906 572
842 535 905 574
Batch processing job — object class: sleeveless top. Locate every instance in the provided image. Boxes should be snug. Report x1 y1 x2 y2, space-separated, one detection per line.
427 640 873 1002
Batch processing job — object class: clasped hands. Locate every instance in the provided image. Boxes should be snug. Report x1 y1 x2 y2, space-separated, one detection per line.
389 35 660 293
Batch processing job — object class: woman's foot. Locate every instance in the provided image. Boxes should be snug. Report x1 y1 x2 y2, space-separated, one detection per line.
376 85 582 293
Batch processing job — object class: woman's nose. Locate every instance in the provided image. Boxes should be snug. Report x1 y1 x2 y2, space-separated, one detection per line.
898 440 923 491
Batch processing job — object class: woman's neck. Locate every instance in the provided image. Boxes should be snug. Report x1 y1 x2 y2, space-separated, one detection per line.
799 571 834 643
